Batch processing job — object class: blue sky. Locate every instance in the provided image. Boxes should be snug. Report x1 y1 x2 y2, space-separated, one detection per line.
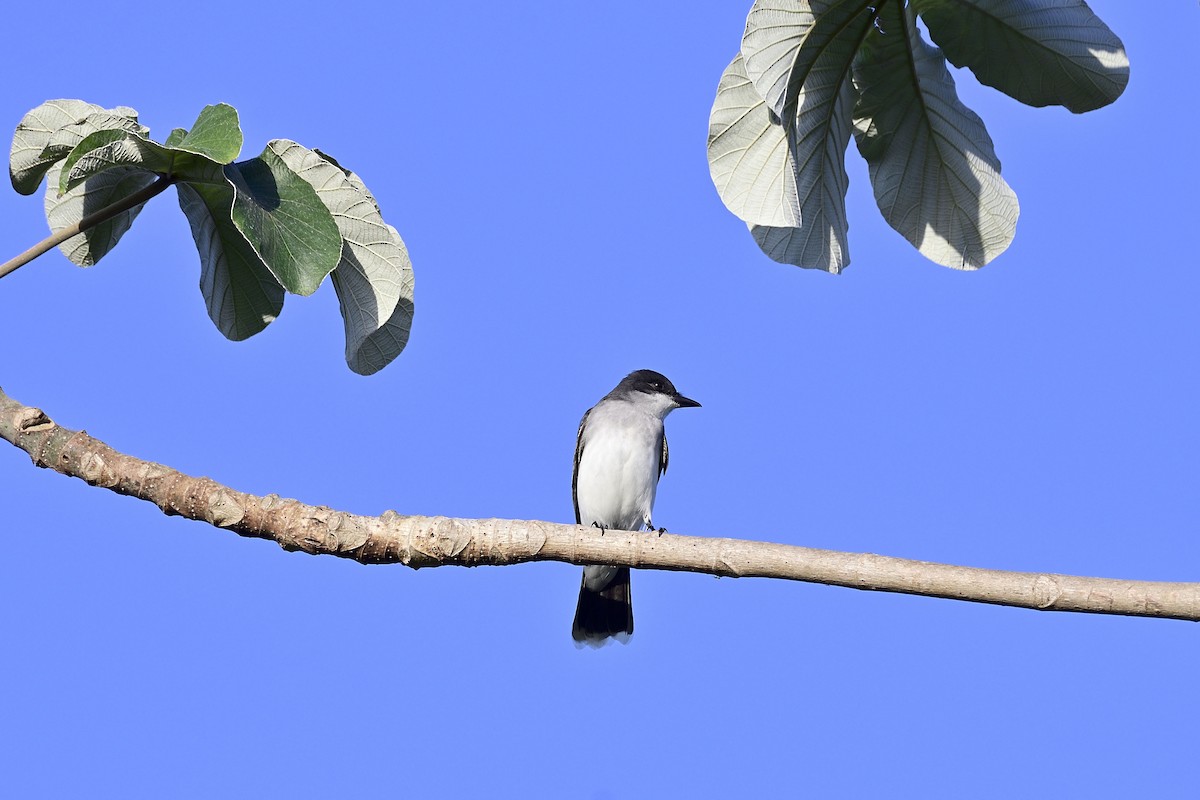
1 2 1197 797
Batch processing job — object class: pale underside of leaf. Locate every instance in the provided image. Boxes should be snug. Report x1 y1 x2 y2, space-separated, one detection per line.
43 161 157 267
59 133 172 196
708 54 800 228
268 140 414 375
177 181 284 341
747 72 856 274
749 224 845 274
331 222 414 376
713 0 868 271
44 112 148 157
712 51 857 272
852 3 1018 269
913 0 1128 112
742 0 872 121
772 8 866 272
9 101 129 194
313 149 383 212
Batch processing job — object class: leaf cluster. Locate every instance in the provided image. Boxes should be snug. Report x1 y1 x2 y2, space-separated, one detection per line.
8 100 413 374
707 0 1128 272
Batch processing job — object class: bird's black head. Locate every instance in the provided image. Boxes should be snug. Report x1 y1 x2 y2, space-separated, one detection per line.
618 370 701 409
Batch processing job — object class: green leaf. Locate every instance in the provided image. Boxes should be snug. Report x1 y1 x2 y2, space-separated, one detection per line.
174 103 242 163
57 128 225 196
224 145 343 296
9 101 139 194
269 140 415 374
57 130 167 195
43 160 157 266
164 128 189 148
852 2 1018 269
177 180 285 341
913 0 1128 113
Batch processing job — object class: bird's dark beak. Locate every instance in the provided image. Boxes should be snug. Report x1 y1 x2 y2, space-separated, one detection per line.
674 393 701 409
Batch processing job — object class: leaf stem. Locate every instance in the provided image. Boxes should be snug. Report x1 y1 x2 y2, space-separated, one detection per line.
0 174 176 280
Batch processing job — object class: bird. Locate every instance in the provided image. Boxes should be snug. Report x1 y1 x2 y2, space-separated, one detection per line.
571 369 701 645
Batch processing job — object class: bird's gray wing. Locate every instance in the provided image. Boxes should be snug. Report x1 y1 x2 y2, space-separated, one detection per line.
659 429 669 477
571 407 592 525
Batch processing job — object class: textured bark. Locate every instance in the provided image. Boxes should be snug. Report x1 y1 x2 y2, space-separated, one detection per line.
3 385 1197 622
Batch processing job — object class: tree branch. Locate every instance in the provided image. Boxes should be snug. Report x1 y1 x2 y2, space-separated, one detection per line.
2 385 1196 622
0 175 176 280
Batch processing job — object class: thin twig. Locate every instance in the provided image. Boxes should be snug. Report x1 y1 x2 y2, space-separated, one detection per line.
0 175 176 279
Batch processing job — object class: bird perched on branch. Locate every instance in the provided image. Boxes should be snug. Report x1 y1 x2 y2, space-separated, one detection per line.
571 369 701 645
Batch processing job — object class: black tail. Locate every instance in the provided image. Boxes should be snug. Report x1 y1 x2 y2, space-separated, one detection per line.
572 567 633 645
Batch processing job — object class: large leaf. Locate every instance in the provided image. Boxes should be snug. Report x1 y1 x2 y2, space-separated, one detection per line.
9 101 139 194
750 217 850 275
270 140 414 375
20 103 171 266
172 103 242 163
164 128 189 149
177 180 285 341
729 0 875 271
57 130 170 195
748 224 840 272
317 154 416 367
852 2 1018 269
913 0 1128 113
57 129 227 196
332 223 414 374
741 0 872 123
10 98 413 371
41 111 147 163
55 104 243 196
224 145 343 296
709 51 857 271
708 54 800 228
43 161 158 266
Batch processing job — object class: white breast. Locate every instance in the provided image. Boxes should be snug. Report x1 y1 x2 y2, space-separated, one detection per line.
575 401 662 532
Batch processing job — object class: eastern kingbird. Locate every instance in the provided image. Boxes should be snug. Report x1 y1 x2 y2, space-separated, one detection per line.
571 369 701 645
